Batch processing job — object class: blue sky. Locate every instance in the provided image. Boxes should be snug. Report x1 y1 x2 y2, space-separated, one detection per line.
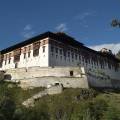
0 0 120 53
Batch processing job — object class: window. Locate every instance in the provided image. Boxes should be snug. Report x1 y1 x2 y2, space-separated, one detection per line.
24 47 27 53
15 63 18 68
56 48 58 53
43 46 46 53
24 53 26 59
43 40 45 45
14 49 21 63
4 54 7 65
8 53 11 64
8 58 11 64
79 55 81 60
68 52 70 57
75 54 77 60
14 55 20 62
33 49 39 57
60 49 62 55
28 46 31 51
72 53 74 59
51 46 54 52
63 51 66 57
56 55 58 59
28 52 31 58
5 60 7 65
33 42 40 57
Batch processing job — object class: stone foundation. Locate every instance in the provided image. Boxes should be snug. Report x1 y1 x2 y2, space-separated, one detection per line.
3 66 120 89
5 66 84 80
19 76 89 89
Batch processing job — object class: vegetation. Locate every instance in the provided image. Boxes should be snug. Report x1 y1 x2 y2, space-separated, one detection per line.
0 82 120 120
111 19 120 28
116 51 120 60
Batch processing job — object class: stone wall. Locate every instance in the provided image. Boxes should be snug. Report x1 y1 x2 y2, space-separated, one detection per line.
4 66 120 89
86 68 120 88
87 75 112 88
5 66 84 80
19 76 89 89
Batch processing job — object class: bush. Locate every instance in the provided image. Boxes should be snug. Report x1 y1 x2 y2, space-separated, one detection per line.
103 106 120 120
0 96 16 120
75 89 98 101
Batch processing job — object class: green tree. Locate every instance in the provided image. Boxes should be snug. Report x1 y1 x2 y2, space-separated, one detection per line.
0 96 16 120
111 19 120 28
116 50 120 59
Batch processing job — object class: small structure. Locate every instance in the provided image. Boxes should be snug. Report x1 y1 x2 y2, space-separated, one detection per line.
47 82 63 95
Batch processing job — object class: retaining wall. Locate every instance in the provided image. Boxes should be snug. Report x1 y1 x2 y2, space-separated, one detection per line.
5 66 84 80
19 76 89 89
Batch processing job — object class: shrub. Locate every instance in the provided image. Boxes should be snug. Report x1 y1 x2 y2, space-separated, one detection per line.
0 96 16 120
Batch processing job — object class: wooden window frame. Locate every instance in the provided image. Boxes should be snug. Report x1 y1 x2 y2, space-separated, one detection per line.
33 42 40 57
43 46 46 53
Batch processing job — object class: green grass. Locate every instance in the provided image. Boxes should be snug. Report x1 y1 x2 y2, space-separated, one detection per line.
0 82 120 120
0 81 44 106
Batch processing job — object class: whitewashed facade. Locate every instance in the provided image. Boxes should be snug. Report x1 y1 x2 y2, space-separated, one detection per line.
1 38 49 69
0 32 120 80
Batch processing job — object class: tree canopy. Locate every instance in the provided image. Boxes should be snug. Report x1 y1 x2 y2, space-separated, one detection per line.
116 50 120 59
111 19 120 28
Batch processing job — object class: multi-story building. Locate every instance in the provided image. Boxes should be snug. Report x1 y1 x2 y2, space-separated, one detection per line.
0 31 120 80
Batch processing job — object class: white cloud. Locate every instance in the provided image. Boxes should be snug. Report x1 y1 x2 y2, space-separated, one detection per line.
22 24 35 39
55 23 68 32
22 31 35 39
89 43 120 54
75 11 96 21
74 11 96 28
24 24 32 31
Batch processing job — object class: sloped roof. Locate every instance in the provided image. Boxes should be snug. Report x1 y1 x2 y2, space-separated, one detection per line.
1 31 83 54
0 31 119 62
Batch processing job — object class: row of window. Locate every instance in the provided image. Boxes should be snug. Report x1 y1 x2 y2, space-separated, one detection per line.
51 46 117 69
51 53 117 70
3 45 46 60
3 46 46 65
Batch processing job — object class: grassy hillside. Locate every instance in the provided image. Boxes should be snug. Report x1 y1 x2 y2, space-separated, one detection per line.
0 81 120 120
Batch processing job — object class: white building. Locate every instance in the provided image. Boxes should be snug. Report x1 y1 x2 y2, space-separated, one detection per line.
0 31 120 80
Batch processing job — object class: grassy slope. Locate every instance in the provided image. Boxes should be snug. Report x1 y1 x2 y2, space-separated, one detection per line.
0 82 44 105
0 82 120 120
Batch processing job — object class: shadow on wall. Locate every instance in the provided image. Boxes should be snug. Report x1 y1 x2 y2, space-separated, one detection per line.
4 74 12 80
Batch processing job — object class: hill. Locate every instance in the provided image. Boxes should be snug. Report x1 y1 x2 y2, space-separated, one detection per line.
0 82 120 120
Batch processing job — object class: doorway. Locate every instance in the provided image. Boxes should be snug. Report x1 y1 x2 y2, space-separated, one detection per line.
70 71 73 76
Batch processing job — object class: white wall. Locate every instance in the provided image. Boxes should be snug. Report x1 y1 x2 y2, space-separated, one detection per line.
2 38 49 70
1 37 120 81
49 44 80 67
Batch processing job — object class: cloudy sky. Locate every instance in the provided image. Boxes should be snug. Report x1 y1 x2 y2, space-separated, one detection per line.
0 0 120 53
